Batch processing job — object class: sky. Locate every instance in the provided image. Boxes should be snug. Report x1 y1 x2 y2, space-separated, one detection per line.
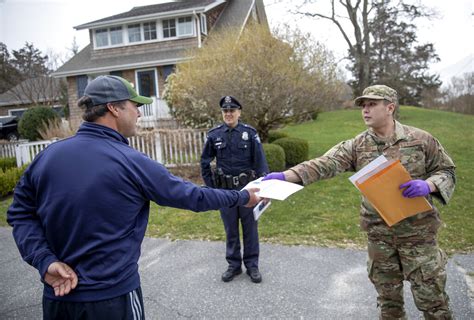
0 0 472 81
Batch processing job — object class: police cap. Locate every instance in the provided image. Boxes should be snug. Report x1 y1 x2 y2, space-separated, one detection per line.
219 96 242 109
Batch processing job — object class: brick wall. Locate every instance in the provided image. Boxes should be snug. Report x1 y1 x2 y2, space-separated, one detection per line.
67 77 82 129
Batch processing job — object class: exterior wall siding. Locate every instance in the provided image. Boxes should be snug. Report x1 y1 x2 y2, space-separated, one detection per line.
91 37 198 60
206 3 226 29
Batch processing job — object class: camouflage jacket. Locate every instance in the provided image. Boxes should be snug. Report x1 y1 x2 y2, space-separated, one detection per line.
289 121 456 231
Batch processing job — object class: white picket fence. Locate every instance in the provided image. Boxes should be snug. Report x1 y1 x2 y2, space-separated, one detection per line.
14 140 58 167
0 141 18 158
2 129 208 168
129 129 207 167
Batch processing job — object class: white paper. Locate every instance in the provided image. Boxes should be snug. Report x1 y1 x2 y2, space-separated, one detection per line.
253 200 271 221
349 155 388 188
242 177 304 201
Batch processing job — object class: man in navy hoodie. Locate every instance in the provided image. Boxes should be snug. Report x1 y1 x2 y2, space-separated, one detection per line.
7 75 260 320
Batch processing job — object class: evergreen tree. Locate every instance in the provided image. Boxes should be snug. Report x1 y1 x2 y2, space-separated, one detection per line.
368 2 441 105
296 0 440 104
0 42 20 93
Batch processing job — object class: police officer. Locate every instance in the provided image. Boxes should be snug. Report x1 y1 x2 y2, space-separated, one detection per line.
201 95 269 283
264 85 456 319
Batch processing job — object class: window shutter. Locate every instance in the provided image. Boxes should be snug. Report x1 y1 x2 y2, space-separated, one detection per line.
76 75 88 98
110 71 123 77
162 65 175 81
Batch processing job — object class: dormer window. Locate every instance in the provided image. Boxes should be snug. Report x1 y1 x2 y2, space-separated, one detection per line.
110 27 123 45
95 28 109 47
128 24 142 43
163 16 194 39
92 16 195 48
144 22 157 40
162 19 176 38
178 17 193 36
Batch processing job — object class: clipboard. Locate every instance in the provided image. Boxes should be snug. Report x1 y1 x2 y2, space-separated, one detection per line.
350 158 432 226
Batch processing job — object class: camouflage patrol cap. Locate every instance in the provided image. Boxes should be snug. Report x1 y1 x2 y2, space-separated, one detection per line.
354 85 398 106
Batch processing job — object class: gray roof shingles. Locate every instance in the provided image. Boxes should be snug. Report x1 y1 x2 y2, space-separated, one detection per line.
54 0 267 77
77 0 217 28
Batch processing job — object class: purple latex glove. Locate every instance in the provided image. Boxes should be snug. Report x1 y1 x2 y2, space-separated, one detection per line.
262 172 286 181
399 180 430 198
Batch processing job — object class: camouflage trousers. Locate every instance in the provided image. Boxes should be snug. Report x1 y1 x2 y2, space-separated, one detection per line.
367 223 453 320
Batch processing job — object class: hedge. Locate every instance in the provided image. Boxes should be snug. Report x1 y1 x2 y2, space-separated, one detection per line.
272 137 309 167
0 157 17 172
262 143 285 172
0 165 28 197
267 130 289 143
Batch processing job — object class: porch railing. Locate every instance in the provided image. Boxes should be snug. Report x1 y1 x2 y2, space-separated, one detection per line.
10 129 208 168
129 129 207 166
0 141 19 158
15 139 58 167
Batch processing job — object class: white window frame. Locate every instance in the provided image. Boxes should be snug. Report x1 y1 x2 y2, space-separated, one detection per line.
200 14 207 35
143 21 157 41
127 23 142 43
92 16 196 49
135 68 159 98
8 108 28 117
94 28 109 47
109 26 123 45
162 18 177 39
162 16 194 39
177 16 193 36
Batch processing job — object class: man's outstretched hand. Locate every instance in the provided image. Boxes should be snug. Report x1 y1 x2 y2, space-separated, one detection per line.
45 261 78 297
244 188 261 207
262 172 285 181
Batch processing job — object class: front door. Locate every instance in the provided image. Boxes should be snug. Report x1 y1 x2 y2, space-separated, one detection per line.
136 69 157 118
137 69 157 98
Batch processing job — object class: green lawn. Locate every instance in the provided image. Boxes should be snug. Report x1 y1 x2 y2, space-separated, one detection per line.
1 107 473 253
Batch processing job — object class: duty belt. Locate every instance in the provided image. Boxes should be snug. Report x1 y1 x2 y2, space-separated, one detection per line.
212 169 256 189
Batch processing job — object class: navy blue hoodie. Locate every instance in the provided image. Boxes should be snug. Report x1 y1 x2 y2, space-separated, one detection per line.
7 122 250 302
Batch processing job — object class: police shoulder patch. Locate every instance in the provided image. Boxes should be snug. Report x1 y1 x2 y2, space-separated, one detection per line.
242 123 257 132
208 124 223 133
254 134 261 144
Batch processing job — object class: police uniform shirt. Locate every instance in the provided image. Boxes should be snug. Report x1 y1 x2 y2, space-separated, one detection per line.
201 122 268 188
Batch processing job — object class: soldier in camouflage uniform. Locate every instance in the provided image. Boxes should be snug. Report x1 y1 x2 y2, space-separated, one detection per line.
263 85 456 319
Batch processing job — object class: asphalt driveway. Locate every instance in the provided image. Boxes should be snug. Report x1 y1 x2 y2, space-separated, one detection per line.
1 227 472 319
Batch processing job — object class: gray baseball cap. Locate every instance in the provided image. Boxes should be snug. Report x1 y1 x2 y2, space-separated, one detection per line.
84 75 153 106
354 85 398 106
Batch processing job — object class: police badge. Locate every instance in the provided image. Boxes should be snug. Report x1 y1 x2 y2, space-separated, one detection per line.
242 132 249 141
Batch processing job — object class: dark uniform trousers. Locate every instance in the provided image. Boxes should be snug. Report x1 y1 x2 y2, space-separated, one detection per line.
221 203 259 270
42 287 145 320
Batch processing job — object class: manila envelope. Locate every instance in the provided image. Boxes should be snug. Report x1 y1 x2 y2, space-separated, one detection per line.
356 160 432 226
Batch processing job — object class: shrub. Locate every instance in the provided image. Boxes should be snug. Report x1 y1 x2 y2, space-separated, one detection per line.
0 165 27 197
273 137 309 167
262 143 285 172
18 106 60 141
267 130 289 143
0 157 17 172
38 118 75 140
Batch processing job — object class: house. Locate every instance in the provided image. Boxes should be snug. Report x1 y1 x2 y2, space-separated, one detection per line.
0 77 64 118
53 0 269 129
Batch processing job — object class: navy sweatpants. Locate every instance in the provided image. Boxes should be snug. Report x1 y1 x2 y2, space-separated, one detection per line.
42 287 145 320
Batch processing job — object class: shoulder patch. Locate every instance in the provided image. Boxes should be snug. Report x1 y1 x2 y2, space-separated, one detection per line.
208 124 224 133
241 123 257 132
